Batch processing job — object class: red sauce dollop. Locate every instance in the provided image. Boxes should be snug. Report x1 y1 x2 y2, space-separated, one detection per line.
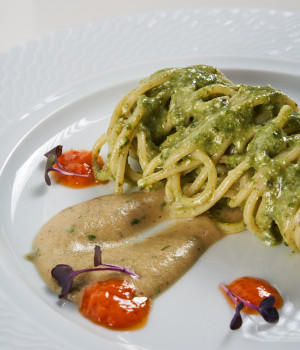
80 279 150 329
223 276 283 314
52 149 107 188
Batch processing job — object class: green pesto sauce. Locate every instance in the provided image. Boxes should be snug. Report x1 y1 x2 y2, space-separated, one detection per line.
257 159 300 249
139 67 297 161
132 65 299 248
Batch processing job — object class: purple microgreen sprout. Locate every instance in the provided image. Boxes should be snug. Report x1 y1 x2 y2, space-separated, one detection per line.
219 283 279 330
258 295 279 323
44 145 90 185
230 301 244 330
51 245 140 298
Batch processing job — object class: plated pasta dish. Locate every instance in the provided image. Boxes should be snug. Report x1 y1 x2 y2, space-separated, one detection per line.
30 65 300 330
92 64 300 250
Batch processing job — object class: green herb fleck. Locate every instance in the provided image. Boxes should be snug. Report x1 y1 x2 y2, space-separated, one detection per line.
66 227 75 233
24 248 40 261
131 218 141 225
155 285 161 294
160 201 167 209
161 245 170 251
88 235 96 241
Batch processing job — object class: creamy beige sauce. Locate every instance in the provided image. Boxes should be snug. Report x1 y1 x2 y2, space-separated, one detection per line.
32 190 224 305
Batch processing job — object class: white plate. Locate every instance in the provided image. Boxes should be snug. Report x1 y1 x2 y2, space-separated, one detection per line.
1 7 300 350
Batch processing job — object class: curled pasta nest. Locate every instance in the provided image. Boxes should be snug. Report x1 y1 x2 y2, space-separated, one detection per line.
92 65 300 251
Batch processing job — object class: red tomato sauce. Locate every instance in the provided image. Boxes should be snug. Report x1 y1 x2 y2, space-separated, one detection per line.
51 149 107 188
222 276 283 314
80 279 150 330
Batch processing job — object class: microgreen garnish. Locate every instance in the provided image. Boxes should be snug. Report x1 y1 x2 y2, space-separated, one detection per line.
230 301 244 330
44 145 89 185
51 245 140 298
219 283 279 330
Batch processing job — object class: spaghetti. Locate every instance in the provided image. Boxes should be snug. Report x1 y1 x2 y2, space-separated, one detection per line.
92 65 300 251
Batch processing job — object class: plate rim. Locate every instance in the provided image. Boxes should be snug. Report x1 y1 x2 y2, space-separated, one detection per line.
1 7 300 350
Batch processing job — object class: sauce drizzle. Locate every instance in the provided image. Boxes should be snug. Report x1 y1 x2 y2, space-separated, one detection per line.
80 279 150 329
52 149 107 188
223 276 283 314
